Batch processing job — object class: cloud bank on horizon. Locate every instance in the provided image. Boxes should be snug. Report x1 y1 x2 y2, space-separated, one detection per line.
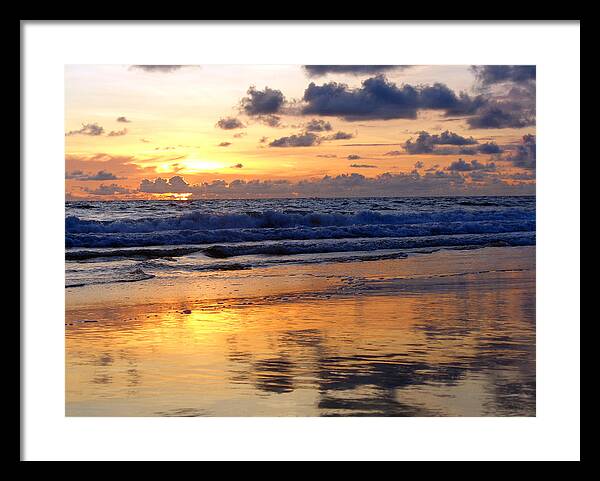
65 64 536 199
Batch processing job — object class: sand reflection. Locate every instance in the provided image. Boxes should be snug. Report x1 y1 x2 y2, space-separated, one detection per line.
66 263 535 416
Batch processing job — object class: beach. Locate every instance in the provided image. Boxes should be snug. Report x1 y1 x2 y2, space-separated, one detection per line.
66 245 535 417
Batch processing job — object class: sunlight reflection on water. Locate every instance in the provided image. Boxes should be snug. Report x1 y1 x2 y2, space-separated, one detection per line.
66 268 535 417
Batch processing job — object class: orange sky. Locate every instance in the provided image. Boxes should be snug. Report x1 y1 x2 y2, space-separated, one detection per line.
65 65 535 199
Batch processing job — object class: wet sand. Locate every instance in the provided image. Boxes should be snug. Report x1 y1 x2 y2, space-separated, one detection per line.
66 246 535 416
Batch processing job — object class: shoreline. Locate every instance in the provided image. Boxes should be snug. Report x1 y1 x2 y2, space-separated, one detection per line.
66 245 535 312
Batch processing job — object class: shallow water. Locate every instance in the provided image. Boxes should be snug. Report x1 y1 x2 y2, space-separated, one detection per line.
65 247 535 416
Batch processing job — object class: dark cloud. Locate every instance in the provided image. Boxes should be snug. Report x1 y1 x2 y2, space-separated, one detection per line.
139 176 189 193
447 159 497 172
472 65 536 85
65 169 84 179
259 136 269 144
240 86 285 115
130 65 185 73
107 128 128 137
404 130 477 154
350 164 377 168
218 142 232 147
116 116 131 123
414 161 424 169
65 123 104 136
83 183 132 195
305 119 333 132
327 131 355 140
269 132 320 147
216 117 245 130
347 154 361 160
256 114 282 127
65 170 118 180
139 171 533 198
231 163 244 169
467 104 535 129
434 131 478 145
302 76 484 121
233 132 246 138
301 74 533 130
478 142 503 154
506 134 536 169
303 65 411 77
383 150 403 156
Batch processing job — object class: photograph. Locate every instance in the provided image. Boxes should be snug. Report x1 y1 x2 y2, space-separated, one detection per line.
21 20 580 461
64 64 537 417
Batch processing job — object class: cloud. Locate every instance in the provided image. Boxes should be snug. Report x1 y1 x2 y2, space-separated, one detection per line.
506 134 536 169
231 163 244 169
259 136 269 144
65 123 104 136
404 130 477 154
218 142 232 147
466 104 535 129
383 150 403 156
350 164 377 168
301 74 533 130
71 170 120 181
302 76 484 121
414 161 424 169
130 65 186 73
233 132 246 138
317 154 337 158
116 116 131 123
472 65 536 85
240 86 285 115
434 131 478 145
305 119 333 132
83 183 132 195
65 170 84 179
65 152 166 182
139 170 534 198
303 65 411 77
107 128 128 137
347 154 361 160
139 176 189 193
478 142 503 154
256 114 282 127
447 159 496 172
269 132 320 147
326 131 355 140
216 117 245 130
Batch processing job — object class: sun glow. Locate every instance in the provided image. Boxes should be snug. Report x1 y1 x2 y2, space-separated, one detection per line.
154 158 227 174
153 192 193 201
179 159 227 172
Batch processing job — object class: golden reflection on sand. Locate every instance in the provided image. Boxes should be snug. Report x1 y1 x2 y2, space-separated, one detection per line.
66 247 535 417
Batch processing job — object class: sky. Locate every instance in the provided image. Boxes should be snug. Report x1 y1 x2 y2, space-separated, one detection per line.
65 65 536 200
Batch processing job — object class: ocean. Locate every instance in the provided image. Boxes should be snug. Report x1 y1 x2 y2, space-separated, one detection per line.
65 196 536 416
65 196 535 288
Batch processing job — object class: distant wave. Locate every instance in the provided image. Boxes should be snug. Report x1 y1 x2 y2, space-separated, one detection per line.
66 218 534 249
66 246 201 260
66 208 533 235
202 232 535 259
